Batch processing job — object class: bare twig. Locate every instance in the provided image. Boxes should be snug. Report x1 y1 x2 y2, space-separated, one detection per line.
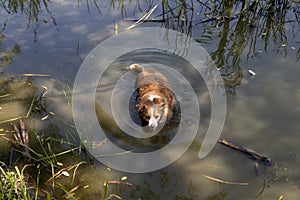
254 179 266 199
203 174 249 186
92 138 108 148
108 180 133 187
22 74 50 77
127 0 162 30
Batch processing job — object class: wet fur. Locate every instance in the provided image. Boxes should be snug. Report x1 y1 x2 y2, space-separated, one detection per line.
134 67 175 127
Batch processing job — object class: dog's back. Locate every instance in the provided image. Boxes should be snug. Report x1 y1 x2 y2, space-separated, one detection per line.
136 69 169 89
129 64 175 129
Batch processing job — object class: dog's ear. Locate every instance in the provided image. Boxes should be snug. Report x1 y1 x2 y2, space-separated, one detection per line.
169 95 176 105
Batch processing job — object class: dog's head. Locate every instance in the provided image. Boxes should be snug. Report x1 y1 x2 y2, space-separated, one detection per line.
137 96 169 129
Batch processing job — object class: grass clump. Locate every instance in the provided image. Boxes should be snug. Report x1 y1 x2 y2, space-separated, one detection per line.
0 165 31 200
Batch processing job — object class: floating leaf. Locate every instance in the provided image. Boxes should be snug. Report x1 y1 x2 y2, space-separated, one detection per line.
248 69 256 76
62 171 69 177
121 176 127 181
41 115 49 121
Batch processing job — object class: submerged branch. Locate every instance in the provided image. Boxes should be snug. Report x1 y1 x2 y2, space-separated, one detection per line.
218 139 272 166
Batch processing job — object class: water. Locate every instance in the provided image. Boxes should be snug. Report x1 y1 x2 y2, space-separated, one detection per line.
0 0 300 199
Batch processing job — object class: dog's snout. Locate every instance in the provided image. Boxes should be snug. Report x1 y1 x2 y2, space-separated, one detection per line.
150 123 156 129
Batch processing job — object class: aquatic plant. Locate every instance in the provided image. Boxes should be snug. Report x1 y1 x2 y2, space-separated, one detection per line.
0 165 31 200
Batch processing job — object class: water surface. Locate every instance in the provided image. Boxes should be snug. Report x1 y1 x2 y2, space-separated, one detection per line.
0 0 299 199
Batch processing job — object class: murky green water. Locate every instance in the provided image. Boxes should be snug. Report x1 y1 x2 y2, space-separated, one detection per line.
0 0 300 199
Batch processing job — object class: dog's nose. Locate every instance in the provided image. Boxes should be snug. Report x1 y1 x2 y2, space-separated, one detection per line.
150 124 156 129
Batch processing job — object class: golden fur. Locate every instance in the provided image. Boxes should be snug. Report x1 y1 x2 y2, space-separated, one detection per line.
135 68 175 128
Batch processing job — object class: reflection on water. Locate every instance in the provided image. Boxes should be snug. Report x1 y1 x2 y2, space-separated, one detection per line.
0 0 299 199
0 35 21 68
1 0 57 41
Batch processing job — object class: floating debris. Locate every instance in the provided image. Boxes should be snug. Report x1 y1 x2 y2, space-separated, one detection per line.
127 0 161 30
49 112 55 116
0 93 11 99
22 74 50 77
92 138 108 148
115 21 118 35
108 180 133 187
203 174 249 186
121 176 127 181
291 46 296 50
248 69 256 76
83 185 89 189
40 85 48 99
41 115 49 121
61 171 70 177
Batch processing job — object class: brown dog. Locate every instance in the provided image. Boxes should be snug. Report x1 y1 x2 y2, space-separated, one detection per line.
128 64 175 129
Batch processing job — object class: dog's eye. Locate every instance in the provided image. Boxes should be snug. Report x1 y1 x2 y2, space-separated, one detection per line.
154 114 160 119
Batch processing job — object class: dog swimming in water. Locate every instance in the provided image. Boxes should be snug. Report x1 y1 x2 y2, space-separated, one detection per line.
128 64 176 129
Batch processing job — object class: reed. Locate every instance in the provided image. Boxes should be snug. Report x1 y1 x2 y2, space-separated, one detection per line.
0 164 32 200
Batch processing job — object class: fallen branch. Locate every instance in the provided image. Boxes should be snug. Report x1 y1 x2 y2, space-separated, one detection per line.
218 139 272 166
